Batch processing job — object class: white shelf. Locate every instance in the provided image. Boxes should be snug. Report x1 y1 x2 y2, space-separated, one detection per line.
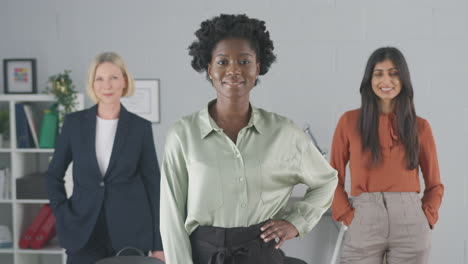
0 248 14 253
1 149 54 153
17 239 64 255
0 149 12 153
16 249 64 255
0 94 84 264
15 200 49 204
0 95 57 102
14 149 54 153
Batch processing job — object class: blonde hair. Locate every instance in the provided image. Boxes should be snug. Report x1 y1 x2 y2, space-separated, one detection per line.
86 52 135 103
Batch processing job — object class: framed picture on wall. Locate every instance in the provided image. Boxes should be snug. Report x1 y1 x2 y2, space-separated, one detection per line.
121 79 160 123
3 59 37 94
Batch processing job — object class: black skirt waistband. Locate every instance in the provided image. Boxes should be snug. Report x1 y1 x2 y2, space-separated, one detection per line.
190 220 281 264
191 220 269 247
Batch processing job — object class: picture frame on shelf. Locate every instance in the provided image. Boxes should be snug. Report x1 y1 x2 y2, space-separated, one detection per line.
121 79 160 123
3 59 37 94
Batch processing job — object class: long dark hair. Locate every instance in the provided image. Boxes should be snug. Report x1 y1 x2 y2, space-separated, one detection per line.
358 47 419 169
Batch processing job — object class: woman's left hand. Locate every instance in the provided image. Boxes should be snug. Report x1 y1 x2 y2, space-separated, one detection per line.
260 220 299 249
151 251 165 262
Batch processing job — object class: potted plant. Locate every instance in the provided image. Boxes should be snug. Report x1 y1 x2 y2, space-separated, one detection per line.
0 110 9 148
46 70 78 126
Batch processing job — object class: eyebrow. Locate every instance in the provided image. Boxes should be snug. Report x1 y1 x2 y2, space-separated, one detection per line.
373 68 398 71
374 68 398 72
94 73 120 78
215 53 255 57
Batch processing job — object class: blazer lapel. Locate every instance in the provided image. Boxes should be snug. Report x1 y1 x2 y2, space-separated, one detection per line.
104 104 130 178
85 105 103 178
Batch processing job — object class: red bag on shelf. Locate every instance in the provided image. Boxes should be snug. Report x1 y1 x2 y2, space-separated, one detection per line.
18 204 52 249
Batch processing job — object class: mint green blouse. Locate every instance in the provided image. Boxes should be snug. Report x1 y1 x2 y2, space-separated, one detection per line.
160 103 338 264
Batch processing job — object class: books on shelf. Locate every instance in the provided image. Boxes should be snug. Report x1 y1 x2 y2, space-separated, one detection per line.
15 103 59 149
0 170 4 200
38 105 58 149
0 225 12 249
5 168 11 199
0 168 11 200
23 104 39 148
15 103 34 148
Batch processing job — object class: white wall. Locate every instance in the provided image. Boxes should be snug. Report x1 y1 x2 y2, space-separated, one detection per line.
1 0 466 263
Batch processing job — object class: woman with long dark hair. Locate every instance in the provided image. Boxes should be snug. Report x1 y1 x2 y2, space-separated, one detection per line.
331 47 444 263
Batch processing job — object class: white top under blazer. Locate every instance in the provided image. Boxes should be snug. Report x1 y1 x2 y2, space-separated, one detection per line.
95 116 118 176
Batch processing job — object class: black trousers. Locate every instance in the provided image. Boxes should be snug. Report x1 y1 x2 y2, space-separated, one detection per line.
65 209 115 264
190 221 284 264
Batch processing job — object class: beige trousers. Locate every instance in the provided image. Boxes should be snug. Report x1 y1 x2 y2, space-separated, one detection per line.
340 192 431 264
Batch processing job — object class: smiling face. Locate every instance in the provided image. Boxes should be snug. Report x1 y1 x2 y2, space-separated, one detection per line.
93 62 127 105
207 37 260 101
371 59 402 104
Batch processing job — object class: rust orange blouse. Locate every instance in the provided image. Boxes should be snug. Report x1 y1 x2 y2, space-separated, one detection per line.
330 109 444 228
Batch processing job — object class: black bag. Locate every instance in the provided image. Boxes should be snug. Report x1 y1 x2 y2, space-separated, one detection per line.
96 247 164 264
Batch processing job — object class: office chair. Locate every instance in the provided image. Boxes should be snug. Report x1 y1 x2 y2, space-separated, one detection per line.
95 247 164 264
279 249 308 264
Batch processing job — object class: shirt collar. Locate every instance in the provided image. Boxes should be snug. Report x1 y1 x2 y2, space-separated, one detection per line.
199 100 263 139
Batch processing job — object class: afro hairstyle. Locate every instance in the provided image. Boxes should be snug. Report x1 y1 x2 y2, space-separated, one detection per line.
188 14 277 82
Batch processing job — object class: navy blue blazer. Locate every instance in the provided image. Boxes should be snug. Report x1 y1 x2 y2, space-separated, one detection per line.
46 105 162 252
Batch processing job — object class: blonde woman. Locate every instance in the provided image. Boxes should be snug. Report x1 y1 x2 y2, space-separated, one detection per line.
47 52 164 264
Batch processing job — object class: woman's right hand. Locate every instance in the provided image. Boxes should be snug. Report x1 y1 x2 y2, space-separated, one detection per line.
342 208 355 227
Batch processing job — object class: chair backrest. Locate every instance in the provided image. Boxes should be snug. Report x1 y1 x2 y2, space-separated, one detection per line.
284 256 308 264
279 249 308 264
96 256 164 264
96 247 164 264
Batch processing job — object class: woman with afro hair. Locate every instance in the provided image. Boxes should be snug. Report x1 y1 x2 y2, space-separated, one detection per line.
160 14 338 264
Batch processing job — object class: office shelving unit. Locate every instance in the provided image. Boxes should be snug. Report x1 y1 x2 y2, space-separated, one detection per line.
0 94 84 264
